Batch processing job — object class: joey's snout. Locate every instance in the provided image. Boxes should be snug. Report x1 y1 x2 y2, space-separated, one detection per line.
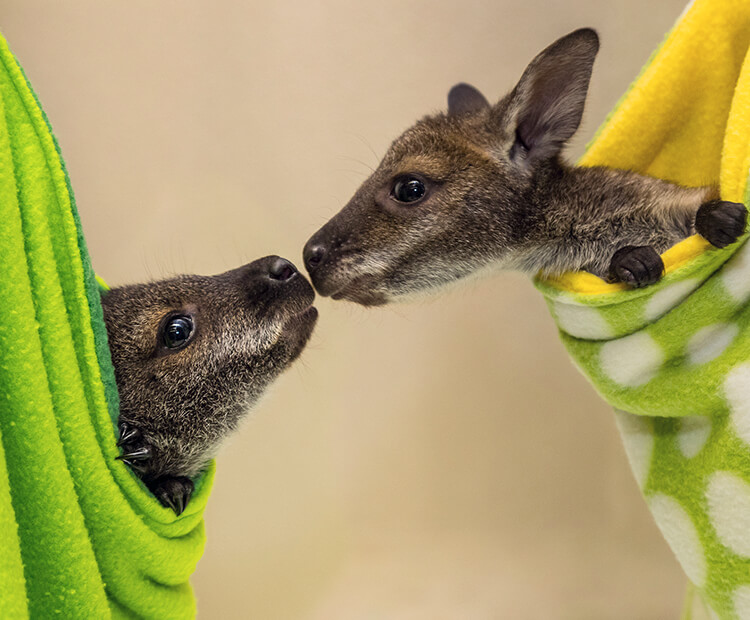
233 255 298 283
303 241 326 273
223 255 316 316
303 223 387 305
231 255 319 361
303 231 335 293
268 256 297 281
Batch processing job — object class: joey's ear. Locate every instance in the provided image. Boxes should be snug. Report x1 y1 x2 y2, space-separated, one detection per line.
505 28 599 165
448 83 490 116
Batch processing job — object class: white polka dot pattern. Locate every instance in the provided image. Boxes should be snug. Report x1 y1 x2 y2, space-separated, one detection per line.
721 240 750 303
706 472 750 558
614 409 654 487
645 279 701 321
733 585 750 619
677 417 712 459
553 299 614 339
687 323 739 365
600 332 664 387
725 364 750 447
648 493 707 586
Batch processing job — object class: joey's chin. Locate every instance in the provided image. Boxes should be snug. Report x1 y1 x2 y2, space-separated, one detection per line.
283 304 319 332
306 257 389 306
313 271 388 306
307 269 345 298
331 284 388 307
279 305 318 360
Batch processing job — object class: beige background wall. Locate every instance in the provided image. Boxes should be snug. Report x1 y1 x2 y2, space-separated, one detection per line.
4 1 692 617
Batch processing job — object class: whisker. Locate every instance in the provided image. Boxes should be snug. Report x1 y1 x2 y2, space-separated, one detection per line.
346 131 382 166
337 155 376 174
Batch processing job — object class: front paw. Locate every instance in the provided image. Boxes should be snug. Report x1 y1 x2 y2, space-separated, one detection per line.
608 245 664 288
148 476 194 515
695 200 747 248
116 421 193 515
115 420 153 473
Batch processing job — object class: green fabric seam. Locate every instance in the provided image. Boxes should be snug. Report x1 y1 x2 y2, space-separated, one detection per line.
10 57 121 430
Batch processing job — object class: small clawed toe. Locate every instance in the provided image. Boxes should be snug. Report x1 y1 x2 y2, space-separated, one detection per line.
115 420 153 472
608 245 664 288
151 477 194 516
696 200 748 249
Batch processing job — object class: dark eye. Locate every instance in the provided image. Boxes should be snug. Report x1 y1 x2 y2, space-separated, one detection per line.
392 177 426 204
163 316 194 349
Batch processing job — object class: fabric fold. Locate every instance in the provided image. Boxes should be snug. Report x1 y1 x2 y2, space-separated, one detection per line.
0 32 214 619
535 0 750 616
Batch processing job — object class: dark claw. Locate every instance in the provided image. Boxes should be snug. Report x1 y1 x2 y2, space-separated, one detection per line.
150 477 194 515
608 245 664 288
695 200 747 248
115 419 157 478
116 445 152 462
171 494 185 516
116 422 141 447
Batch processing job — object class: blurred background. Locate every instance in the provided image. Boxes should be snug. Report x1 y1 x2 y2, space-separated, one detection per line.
4 1 693 617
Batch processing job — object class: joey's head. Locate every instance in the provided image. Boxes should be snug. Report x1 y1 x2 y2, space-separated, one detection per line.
304 28 599 305
101 256 317 483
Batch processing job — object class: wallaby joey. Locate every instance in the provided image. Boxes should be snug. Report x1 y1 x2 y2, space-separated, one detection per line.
101 256 317 514
303 28 747 305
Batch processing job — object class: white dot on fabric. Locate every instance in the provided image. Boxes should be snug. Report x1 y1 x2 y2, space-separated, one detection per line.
721 239 750 303
648 493 707 586
644 279 700 321
600 332 664 387
553 300 613 339
677 417 712 459
733 585 750 619
706 471 750 558
687 323 739 366
725 364 750 447
614 410 654 487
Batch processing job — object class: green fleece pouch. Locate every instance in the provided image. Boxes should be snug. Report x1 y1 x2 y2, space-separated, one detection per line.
0 33 214 619
535 0 750 616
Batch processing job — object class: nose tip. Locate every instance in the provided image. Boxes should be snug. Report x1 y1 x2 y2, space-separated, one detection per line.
304 243 326 272
268 257 297 281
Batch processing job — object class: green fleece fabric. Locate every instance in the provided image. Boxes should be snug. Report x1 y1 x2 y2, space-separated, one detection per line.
535 1 750 617
538 231 750 618
0 33 214 619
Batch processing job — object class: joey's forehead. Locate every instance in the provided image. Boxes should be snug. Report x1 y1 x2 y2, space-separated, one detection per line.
130 302 198 330
128 279 236 311
382 123 490 180
384 153 456 182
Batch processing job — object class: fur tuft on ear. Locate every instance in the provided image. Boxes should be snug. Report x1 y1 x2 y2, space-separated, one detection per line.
506 28 599 165
448 83 490 116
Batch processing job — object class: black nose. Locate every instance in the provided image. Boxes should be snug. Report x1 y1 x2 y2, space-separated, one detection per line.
268 257 297 281
303 242 326 273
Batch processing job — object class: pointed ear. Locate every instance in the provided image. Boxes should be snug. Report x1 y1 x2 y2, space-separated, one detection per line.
448 83 490 116
506 28 599 165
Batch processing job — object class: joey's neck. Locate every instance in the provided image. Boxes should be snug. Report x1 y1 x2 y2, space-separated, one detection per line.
507 160 714 277
558 163 712 210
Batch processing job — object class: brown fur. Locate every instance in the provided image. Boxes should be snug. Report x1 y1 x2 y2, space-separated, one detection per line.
101 256 317 512
303 29 745 304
